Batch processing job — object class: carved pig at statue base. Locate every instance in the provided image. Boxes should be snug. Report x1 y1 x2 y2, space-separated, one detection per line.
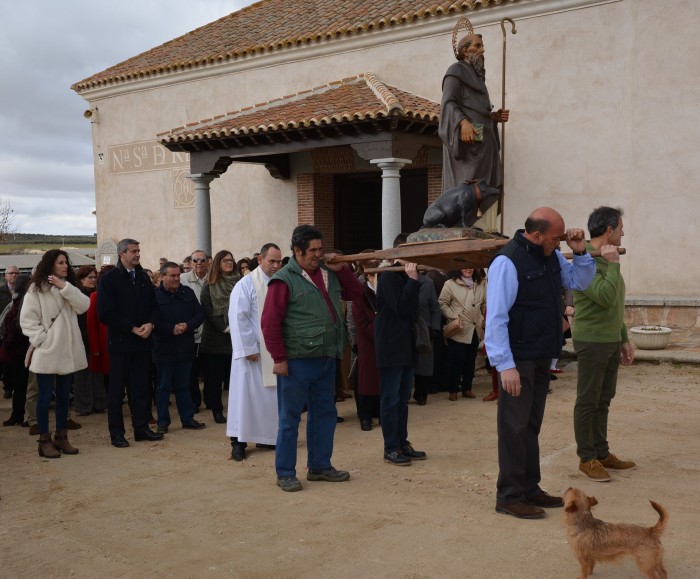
422 179 500 229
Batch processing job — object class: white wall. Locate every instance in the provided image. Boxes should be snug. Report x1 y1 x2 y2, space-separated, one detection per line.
87 0 700 295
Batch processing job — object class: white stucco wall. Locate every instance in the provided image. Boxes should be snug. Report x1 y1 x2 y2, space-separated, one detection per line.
83 0 699 296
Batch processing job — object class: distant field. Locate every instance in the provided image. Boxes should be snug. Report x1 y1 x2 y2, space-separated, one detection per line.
0 243 97 253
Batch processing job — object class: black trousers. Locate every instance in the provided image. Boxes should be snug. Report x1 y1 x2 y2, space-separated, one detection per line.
355 393 380 421
108 350 152 437
202 353 231 414
446 332 479 394
412 374 432 400
5 360 28 419
496 358 551 504
189 344 202 408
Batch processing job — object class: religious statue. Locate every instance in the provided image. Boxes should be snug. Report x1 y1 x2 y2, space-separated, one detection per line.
438 18 509 229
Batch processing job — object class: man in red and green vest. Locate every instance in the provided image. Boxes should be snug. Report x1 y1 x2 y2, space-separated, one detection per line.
262 225 362 492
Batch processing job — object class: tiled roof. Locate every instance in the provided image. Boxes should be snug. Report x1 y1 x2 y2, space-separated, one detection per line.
72 0 513 91
159 73 440 151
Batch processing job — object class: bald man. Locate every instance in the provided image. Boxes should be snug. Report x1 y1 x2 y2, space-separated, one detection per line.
485 208 595 519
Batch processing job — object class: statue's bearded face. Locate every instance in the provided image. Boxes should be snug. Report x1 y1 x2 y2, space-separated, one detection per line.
463 34 486 78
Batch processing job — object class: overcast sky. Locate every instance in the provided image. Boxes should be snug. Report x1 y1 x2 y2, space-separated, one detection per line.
0 1 253 236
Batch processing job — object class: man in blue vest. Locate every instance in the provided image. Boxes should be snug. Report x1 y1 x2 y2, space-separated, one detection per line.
485 208 595 519
261 225 362 492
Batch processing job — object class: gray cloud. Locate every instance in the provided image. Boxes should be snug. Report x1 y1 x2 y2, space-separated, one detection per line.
0 0 249 234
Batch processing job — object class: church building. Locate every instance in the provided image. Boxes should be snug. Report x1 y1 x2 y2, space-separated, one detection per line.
72 0 700 327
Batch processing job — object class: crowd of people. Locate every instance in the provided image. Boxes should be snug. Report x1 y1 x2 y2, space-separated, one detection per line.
1 206 636 513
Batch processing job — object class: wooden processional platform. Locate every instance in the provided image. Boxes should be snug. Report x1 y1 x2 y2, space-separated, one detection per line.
326 228 508 272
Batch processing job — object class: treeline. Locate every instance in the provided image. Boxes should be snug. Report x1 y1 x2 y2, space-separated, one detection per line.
0 233 97 245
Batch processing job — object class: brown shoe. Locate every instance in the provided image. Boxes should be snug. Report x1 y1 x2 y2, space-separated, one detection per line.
462 391 476 399
495 502 545 519
38 434 61 459
29 424 40 436
599 453 636 470
448 393 458 401
579 459 611 482
67 418 82 430
526 491 563 508
53 430 79 455
483 391 498 402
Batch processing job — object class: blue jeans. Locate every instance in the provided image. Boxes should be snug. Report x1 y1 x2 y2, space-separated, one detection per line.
380 366 414 453
36 373 73 435
275 357 337 477
155 359 194 426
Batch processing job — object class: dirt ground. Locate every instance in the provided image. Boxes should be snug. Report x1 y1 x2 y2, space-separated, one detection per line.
2 359 699 578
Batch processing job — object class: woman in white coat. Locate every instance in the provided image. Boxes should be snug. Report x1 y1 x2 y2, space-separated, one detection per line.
20 250 90 458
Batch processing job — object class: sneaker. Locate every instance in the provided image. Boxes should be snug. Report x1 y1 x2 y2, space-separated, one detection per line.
157 424 169 433
526 491 564 508
495 502 545 519
307 467 350 482
579 459 612 482
599 453 636 470
277 476 302 492
384 450 411 466
401 443 427 460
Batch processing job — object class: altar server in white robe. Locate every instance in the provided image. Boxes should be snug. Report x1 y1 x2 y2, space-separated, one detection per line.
227 243 284 461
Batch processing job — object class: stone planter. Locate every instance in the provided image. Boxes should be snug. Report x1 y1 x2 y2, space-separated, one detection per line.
629 326 672 350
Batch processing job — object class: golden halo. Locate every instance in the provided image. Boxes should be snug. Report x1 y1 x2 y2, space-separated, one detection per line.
452 17 475 59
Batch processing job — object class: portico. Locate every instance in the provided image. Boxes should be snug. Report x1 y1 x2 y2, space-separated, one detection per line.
159 73 442 255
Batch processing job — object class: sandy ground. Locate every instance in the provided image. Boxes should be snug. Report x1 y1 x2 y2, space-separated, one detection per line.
1 358 700 578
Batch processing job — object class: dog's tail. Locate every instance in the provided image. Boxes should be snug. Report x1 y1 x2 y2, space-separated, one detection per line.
650 500 669 536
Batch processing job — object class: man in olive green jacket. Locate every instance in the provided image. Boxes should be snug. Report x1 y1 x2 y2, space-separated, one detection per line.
573 207 635 482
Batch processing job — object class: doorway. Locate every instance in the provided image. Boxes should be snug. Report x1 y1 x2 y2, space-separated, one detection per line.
334 169 427 253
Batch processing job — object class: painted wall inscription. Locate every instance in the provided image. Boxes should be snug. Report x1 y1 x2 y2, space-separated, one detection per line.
108 140 193 209
109 141 188 174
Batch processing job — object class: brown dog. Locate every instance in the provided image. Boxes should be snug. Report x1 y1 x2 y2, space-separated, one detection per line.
563 487 668 579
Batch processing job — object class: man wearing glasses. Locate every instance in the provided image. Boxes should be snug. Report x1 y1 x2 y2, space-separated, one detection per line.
181 250 209 413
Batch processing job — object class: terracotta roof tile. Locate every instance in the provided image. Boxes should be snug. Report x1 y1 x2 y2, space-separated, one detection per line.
158 73 439 148
72 0 514 91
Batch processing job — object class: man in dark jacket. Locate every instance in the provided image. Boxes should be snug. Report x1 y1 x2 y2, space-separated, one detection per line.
151 262 206 433
375 261 427 466
485 208 595 519
98 238 162 448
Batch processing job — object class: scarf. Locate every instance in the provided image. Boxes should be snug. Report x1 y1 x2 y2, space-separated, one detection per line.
209 273 240 322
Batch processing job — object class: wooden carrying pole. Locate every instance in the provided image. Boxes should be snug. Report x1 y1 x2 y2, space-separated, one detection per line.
326 241 625 274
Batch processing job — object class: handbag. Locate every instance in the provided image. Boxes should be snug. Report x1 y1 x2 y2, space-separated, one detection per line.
413 317 433 356
443 317 463 339
24 344 35 368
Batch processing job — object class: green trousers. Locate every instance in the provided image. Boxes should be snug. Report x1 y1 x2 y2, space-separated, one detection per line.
573 340 621 462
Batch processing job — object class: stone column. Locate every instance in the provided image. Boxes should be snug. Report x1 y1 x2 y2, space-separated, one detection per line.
370 158 412 249
187 173 219 256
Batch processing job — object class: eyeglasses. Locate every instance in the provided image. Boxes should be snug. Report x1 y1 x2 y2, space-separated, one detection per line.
221 259 235 264
85 275 97 280
191 258 207 263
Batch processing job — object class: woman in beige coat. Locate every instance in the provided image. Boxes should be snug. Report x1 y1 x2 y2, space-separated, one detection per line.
438 268 486 401
20 250 90 458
